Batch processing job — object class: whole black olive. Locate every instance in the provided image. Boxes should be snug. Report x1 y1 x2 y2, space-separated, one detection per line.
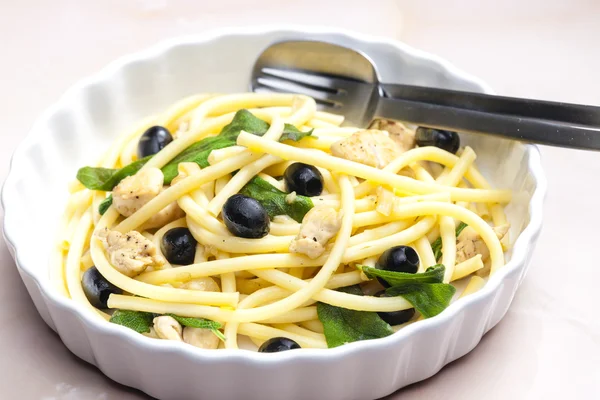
415 127 460 154
258 337 301 353
137 126 173 158
82 266 123 309
160 227 197 265
222 194 270 238
283 163 324 197
375 245 420 287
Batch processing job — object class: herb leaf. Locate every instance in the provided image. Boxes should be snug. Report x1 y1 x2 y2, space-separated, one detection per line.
359 265 456 319
161 112 313 184
77 110 314 190
160 136 237 183
239 175 313 222
280 124 314 142
160 110 273 183
76 157 151 191
385 283 456 318
98 195 113 215
359 264 445 286
168 314 222 330
219 109 272 140
431 222 468 261
168 314 225 342
109 310 225 341
109 309 154 333
317 285 394 348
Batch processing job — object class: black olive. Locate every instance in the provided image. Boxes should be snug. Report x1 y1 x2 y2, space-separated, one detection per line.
258 337 301 353
415 127 460 154
137 126 173 158
222 194 270 238
375 245 420 287
375 291 416 325
82 266 122 309
283 163 324 197
160 227 197 265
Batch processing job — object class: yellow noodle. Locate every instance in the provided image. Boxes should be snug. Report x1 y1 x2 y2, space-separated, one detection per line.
59 93 512 351
238 132 511 203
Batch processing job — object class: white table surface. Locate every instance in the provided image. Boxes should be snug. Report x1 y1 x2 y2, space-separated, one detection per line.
1 1 599 399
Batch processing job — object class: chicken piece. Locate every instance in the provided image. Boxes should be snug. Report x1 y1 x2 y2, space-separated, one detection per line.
289 207 341 259
330 129 403 169
112 167 164 216
183 327 220 349
181 277 221 292
112 167 185 229
153 316 183 341
456 224 510 264
369 119 416 153
95 228 165 277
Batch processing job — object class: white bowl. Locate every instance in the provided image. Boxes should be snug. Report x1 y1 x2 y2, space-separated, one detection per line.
2 26 546 400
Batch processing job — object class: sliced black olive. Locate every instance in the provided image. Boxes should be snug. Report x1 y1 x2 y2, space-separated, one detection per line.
375 245 420 287
137 126 173 158
283 163 324 197
258 337 301 353
160 227 197 265
415 127 460 154
222 194 270 238
375 291 416 325
82 266 123 309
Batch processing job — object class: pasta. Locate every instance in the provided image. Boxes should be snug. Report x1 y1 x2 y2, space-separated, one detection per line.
54 93 512 352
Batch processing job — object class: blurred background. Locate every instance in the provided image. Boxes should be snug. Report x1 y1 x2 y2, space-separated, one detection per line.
1 1 598 399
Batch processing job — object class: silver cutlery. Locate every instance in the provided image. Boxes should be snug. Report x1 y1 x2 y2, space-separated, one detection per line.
251 40 600 150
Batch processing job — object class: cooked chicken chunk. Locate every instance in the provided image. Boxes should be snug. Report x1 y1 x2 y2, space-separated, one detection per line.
330 129 403 169
112 167 184 229
112 167 164 216
96 228 165 277
183 327 220 349
153 316 183 341
289 207 341 259
181 277 221 292
369 119 416 153
456 224 510 263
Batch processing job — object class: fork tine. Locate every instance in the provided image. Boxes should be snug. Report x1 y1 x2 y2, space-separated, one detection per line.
261 67 356 92
254 76 342 107
252 83 340 112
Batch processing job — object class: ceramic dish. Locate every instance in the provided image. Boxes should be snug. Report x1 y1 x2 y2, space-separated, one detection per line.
2 26 546 400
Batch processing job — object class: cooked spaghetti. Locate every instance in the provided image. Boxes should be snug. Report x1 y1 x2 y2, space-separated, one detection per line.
53 93 511 351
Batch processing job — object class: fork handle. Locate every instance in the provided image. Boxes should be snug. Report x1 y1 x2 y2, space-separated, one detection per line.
381 83 600 126
375 86 600 150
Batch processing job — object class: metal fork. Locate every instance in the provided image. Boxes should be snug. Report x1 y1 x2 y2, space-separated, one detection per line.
251 40 600 151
